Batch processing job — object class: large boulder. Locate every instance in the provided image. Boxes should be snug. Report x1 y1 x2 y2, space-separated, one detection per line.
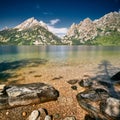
100 97 120 118
0 83 59 110
111 71 120 82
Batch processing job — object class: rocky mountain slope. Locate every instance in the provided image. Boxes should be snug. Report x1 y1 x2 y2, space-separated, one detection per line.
0 12 120 46
63 12 120 45
0 18 61 45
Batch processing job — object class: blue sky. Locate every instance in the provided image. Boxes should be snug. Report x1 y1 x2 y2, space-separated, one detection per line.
0 0 120 37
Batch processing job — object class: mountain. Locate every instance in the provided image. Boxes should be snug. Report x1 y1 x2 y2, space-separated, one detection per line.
0 12 120 46
0 18 61 45
63 12 120 45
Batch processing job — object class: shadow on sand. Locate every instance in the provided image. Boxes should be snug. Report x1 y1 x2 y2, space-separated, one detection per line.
0 58 47 82
92 60 120 99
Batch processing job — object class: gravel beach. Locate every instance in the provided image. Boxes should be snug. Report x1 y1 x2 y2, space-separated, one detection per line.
0 62 120 120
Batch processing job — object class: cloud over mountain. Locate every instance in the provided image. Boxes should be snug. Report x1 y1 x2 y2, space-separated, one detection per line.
50 19 60 25
47 19 68 38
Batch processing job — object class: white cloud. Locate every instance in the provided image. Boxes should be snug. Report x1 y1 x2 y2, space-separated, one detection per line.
50 19 60 25
41 18 68 38
47 25 68 38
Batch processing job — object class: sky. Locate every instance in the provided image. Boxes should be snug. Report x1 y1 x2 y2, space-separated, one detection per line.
0 0 120 37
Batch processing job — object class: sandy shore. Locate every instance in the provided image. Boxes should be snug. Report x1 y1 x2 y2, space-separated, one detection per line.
0 62 119 120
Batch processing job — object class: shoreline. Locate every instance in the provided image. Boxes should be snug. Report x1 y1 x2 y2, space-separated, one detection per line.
0 63 120 120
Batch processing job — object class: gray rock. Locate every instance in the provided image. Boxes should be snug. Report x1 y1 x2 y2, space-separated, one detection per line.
63 116 76 120
0 83 59 110
100 97 120 118
78 79 92 87
77 88 109 102
28 110 40 120
44 115 52 120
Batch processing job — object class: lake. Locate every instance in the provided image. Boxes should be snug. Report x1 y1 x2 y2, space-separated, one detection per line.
0 45 120 83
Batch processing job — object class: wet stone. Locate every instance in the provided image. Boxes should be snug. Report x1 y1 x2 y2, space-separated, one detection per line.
100 97 120 118
71 86 77 90
67 79 78 85
78 79 92 87
0 83 59 110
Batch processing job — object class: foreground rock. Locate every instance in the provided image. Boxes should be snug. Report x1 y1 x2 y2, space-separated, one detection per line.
76 73 120 120
0 83 59 110
100 97 120 118
27 108 76 120
77 89 120 120
111 71 120 82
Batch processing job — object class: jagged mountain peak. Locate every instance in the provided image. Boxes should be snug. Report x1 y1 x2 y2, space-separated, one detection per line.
39 20 48 30
0 17 61 45
63 11 120 45
14 17 48 31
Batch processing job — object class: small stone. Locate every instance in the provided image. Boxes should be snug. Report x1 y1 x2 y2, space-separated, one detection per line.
63 116 76 120
22 112 27 117
38 108 47 119
32 104 35 107
29 110 40 120
44 115 52 120
54 113 60 119
6 111 9 115
67 79 78 85
71 86 77 90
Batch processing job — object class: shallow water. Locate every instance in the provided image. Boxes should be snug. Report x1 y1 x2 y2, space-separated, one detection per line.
0 45 120 64
0 45 120 82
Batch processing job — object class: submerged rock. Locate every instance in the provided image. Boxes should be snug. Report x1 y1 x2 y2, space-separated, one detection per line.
76 88 111 120
77 88 109 102
0 83 59 110
67 79 78 85
78 79 92 87
71 86 77 90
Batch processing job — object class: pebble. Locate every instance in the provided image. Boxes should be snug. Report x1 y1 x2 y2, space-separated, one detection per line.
29 110 40 120
22 112 27 117
6 111 9 115
32 104 35 107
67 79 78 85
71 86 77 90
44 115 52 120
54 113 60 119
63 116 76 120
